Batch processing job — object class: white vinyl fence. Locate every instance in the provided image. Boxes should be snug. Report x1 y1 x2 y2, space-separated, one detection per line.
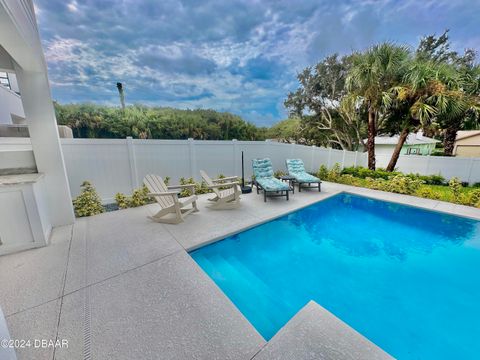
376 154 480 185
2 137 479 203
59 138 366 202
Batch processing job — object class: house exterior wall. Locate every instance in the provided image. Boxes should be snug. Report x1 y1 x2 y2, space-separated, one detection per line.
401 143 436 155
454 134 480 157
7 72 19 92
371 145 394 156
0 82 24 124
374 143 436 158
1 0 75 229
456 146 480 157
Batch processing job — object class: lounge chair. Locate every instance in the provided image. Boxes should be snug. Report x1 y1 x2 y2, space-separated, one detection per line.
252 158 291 202
286 159 322 192
200 170 241 209
143 175 199 224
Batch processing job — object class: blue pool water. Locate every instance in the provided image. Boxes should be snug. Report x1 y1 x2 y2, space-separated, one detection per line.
190 193 480 359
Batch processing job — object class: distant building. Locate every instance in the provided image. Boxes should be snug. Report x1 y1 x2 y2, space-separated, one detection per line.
453 131 480 157
363 131 439 157
0 69 26 125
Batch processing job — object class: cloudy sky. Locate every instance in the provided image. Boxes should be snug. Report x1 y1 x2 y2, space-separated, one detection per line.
34 0 479 126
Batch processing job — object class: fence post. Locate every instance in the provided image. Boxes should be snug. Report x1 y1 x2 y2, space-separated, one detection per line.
425 155 431 175
265 139 272 155
327 147 332 169
188 138 197 180
354 151 358 167
310 145 315 172
232 139 238 176
341 149 346 169
467 158 475 184
126 136 138 190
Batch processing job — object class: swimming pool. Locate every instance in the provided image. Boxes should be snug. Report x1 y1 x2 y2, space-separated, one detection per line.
190 193 480 360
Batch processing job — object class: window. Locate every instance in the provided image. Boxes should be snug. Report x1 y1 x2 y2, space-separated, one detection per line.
407 147 421 155
0 72 11 90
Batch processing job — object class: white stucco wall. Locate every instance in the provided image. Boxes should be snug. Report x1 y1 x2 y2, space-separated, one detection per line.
1 0 75 229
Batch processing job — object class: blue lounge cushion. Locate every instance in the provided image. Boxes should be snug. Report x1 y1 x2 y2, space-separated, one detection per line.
253 158 290 191
256 177 290 191
252 158 274 179
286 159 321 183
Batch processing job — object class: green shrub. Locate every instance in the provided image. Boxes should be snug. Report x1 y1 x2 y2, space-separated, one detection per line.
363 174 423 195
327 163 342 181
73 181 104 217
424 174 445 185
430 150 447 156
337 174 361 186
115 192 129 209
195 180 210 194
129 185 152 207
383 175 423 195
316 165 328 180
415 187 441 200
341 166 397 180
407 173 445 185
274 170 287 178
115 185 153 209
449 177 462 203
179 177 195 197
364 177 387 191
164 176 170 186
467 189 480 207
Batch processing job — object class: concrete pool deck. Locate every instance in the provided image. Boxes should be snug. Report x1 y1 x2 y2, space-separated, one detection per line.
1 182 479 359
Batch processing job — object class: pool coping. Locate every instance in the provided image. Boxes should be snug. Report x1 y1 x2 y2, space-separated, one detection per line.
252 301 393 360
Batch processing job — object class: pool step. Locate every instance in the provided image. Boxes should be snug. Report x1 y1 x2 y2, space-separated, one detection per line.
252 301 393 360
194 253 285 337
224 255 291 329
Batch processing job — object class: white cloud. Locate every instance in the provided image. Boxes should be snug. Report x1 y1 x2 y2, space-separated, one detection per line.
34 0 479 124
66 1 79 13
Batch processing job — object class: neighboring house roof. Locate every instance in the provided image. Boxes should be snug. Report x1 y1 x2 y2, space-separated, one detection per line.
365 132 440 146
455 131 480 141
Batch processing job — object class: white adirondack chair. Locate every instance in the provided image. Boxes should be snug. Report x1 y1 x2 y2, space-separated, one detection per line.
143 175 199 224
200 170 241 209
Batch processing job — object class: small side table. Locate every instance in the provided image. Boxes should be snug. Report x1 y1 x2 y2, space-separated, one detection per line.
280 175 296 194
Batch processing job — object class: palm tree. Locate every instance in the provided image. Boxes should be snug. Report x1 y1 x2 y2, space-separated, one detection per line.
414 30 480 155
347 43 409 169
439 65 480 155
116 82 126 110
383 61 466 171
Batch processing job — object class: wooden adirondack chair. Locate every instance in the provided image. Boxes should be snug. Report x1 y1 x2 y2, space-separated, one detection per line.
143 175 199 224
200 170 241 209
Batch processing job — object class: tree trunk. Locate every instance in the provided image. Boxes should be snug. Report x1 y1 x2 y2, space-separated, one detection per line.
386 126 410 171
444 123 460 156
367 108 376 170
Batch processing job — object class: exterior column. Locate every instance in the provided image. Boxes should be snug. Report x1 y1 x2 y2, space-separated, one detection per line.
14 65 75 226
